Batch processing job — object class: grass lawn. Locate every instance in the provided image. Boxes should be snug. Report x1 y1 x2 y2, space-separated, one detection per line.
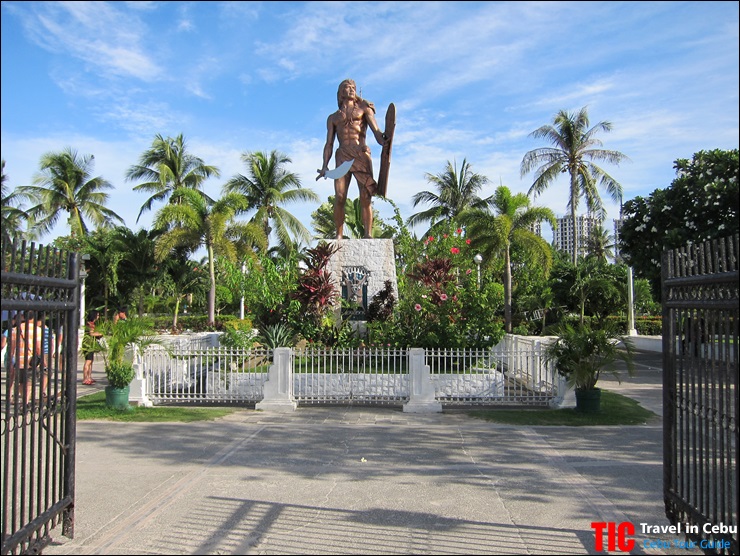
76 391 240 422
467 389 658 426
77 389 657 425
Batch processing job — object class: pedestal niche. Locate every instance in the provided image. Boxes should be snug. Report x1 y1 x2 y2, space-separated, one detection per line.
326 239 399 328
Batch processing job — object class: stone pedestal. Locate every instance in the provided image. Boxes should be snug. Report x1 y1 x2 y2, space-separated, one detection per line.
326 239 398 316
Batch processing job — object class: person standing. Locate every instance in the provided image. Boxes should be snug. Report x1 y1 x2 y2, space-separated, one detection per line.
81 310 102 385
317 79 387 239
7 311 43 406
112 306 128 324
35 314 53 402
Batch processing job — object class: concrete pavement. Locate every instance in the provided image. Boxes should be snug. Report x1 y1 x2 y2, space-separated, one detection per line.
42 350 700 555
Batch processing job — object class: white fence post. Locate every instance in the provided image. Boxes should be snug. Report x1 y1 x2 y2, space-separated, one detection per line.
403 348 442 413
129 344 153 407
256 347 297 412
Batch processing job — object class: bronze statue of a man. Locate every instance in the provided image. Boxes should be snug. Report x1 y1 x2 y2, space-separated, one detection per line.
317 79 387 239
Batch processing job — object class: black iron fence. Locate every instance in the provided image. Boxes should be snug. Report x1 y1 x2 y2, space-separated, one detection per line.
662 233 738 555
1 238 80 555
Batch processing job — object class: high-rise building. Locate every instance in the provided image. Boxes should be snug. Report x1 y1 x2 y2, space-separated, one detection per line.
553 213 600 260
613 217 623 261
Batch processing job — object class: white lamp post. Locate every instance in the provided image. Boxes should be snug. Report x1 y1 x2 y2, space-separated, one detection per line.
239 261 246 320
627 266 637 336
79 254 90 328
473 254 483 289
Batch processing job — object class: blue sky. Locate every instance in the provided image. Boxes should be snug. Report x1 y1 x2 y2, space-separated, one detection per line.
2 1 738 246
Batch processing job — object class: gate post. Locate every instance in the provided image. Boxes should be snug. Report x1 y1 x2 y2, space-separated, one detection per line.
403 348 442 413
256 347 297 412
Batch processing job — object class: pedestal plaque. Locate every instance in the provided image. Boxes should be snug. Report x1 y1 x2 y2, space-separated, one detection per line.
326 239 398 317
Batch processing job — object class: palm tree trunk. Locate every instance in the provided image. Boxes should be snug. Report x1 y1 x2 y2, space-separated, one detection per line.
570 174 579 266
172 296 181 330
207 243 216 325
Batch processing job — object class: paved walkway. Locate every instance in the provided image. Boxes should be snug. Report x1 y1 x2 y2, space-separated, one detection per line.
42 351 701 555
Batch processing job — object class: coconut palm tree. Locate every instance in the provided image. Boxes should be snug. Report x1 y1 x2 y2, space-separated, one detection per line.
126 133 220 223
18 148 124 239
585 223 615 262
408 159 489 236
152 187 265 325
520 106 629 265
82 227 126 318
461 185 556 333
113 227 163 316
224 150 318 251
1 160 29 242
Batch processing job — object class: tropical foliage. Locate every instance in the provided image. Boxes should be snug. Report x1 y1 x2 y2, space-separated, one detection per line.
6 106 692 345
461 185 556 332
545 321 635 391
224 150 318 251
1 160 29 242
126 133 220 222
619 148 738 297
19 147 124 238
520 106 628 264
407 159 489 236
152 188 264 325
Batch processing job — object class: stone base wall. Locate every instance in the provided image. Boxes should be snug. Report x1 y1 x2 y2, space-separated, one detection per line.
326 239 398 311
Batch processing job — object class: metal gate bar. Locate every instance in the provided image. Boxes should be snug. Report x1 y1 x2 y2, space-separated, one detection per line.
1 238 80 555
662 234 738 554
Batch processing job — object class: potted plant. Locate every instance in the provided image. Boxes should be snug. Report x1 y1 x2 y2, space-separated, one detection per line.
99 317 158 410
545 321 635 412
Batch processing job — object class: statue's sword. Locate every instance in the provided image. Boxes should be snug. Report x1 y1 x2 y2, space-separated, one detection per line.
318 159 354 180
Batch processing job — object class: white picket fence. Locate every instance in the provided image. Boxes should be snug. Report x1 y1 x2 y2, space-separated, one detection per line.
134 334 565 411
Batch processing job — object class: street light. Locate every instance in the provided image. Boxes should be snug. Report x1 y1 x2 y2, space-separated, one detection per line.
473 253 483 289
239 261 246 320
79 253 90 328
627 266 637 336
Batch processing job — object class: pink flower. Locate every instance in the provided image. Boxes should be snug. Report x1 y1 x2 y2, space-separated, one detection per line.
428 236 435 242
456 228 462 235
466 268 472 275
443 234 448 238
465 239 471 245
440 293 448 301
450 247 460 254
414 303 422 311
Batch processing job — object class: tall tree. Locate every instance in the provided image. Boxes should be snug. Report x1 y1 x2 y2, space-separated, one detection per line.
619 149 738 297
82 228 126 318
520 107 628 265
1 160 29 242
461 185 556 333
408 159 489 236
18 148 124 239
114 226 163 316
224 150 318 251
585 223 615 262
126 133 220 222
152 188 264 325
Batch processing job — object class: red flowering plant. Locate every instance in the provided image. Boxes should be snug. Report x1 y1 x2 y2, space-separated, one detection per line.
290 242 340 326
367 220 505 348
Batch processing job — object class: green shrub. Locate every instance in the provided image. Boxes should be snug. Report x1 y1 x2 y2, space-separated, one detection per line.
106 361 135 389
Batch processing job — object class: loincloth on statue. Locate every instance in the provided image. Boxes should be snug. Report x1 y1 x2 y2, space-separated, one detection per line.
336 144 377 196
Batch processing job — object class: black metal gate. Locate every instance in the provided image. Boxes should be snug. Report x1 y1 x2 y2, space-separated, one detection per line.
1 238 80 555
662 233 738 554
